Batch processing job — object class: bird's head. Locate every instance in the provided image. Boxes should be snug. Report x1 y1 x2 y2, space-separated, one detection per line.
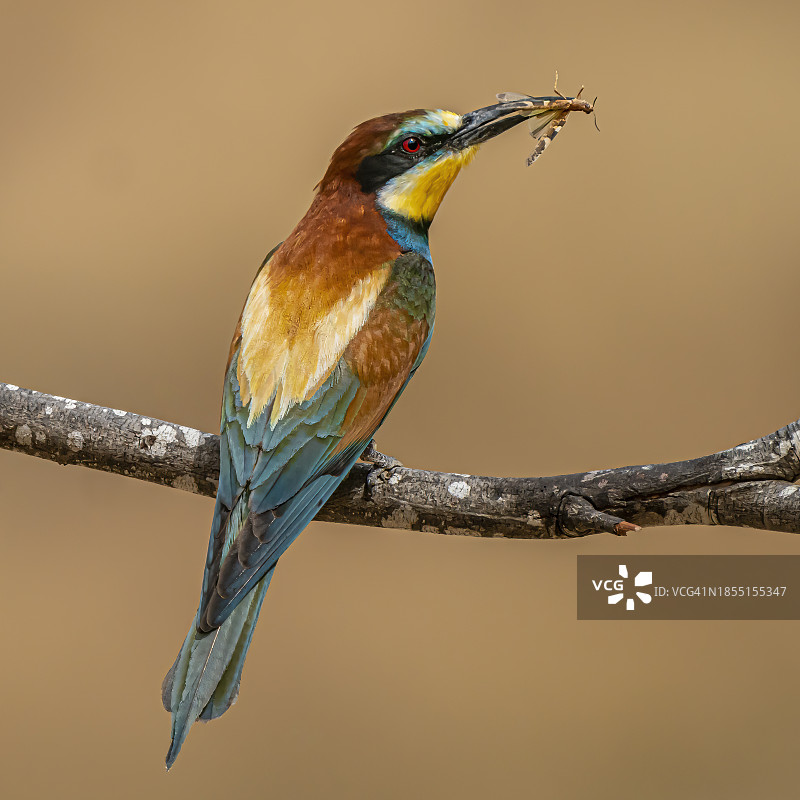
318 103 531 227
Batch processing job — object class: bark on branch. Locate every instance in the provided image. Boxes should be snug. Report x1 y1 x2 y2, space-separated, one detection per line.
2 382 799 538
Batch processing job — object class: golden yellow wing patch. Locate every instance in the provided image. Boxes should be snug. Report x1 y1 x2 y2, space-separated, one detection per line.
238 261 391 426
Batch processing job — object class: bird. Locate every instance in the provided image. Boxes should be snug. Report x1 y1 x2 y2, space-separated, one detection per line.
162 98 539 767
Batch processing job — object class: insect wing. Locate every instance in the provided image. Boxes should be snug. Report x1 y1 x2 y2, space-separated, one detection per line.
496 91 533 103
526 108 564 138
526 112 569 167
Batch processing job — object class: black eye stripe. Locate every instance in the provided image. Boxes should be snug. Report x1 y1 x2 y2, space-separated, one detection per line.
355 132 452 193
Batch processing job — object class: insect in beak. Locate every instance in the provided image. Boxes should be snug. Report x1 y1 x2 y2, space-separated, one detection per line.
496 72 598 166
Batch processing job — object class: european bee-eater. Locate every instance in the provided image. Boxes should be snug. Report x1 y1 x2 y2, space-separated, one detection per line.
162 97 574 767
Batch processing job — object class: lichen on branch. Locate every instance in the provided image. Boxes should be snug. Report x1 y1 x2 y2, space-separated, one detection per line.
2 382 799 538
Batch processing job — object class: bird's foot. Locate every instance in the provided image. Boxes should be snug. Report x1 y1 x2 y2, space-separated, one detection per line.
361 439 403 470
361 440 403 497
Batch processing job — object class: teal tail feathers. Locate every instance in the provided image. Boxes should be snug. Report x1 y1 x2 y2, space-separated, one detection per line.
162 569 274 769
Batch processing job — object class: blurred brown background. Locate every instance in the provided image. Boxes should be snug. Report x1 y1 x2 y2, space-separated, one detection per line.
2 1 799 797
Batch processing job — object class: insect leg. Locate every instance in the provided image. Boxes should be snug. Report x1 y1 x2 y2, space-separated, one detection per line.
553 70 567 99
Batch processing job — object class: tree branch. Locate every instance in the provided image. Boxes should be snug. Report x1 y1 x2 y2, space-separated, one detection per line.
2 382 799 538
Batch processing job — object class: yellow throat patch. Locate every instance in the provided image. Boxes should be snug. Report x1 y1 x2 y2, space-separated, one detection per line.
377 145 478 224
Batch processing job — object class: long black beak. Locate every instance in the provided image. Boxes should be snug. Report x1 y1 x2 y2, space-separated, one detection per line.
451 95 593 150
450 102 531 149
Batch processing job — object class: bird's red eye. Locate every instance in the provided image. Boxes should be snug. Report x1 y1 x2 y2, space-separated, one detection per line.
401 137 422 154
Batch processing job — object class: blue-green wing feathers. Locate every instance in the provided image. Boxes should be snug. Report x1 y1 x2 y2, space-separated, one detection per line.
163 346 371 767
198 354 365 631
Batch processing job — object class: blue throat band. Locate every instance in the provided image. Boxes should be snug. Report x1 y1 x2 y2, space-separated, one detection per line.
378 208 432 262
